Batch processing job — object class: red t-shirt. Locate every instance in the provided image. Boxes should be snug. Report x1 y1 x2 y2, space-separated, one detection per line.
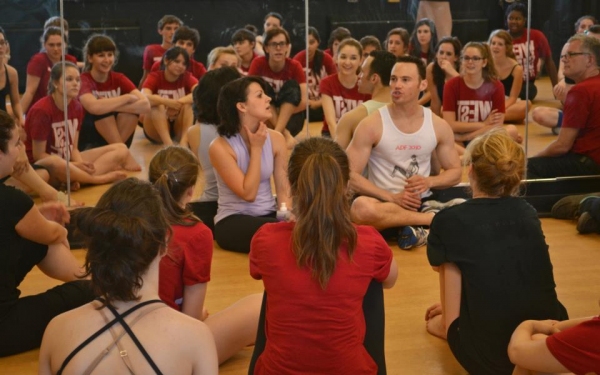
26 52 78 112
79 71 136 100
443 76 505 122
249 222 393 375
142 71 198 99
320 74 371 133
142 44 166 71
562 73 600 164
159 222 213 311
546 316 600 375
511 29 552 82
150 59 207 81
248 56 306 94
293 50 337 101
25 96 83 162
240 52 259 75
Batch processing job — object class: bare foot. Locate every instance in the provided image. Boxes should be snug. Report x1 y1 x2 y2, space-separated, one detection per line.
426 314 447 340
124 160 142 172
94 171 128 185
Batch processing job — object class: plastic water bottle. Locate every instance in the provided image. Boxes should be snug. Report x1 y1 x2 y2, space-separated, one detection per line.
276 203 290 222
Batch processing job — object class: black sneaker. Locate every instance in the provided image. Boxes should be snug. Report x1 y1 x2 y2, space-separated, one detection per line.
577 212 600 234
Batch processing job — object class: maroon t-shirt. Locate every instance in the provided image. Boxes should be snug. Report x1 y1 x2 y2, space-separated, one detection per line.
142 70 198 99
320 74 370 133
443 76 505 122
25 96 83 162
293 50 337 101
546 316 600 375
26 52 77 112
562 73 600 164
150 59 207 80
142 44 167 71
511 29 552 82
248 56 306 94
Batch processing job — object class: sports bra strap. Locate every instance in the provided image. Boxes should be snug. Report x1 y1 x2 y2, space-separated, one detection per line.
57 299 164 375
104 303 164 375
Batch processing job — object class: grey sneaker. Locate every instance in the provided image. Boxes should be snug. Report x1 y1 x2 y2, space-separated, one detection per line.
577 212 600 234
398 226 429 250
422 198 466 213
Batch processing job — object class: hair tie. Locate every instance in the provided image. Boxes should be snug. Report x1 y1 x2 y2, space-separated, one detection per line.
169 172 178 183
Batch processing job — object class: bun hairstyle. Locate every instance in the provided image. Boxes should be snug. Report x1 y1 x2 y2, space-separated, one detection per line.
77 178 170 307
288 137 356 289
465 129 525 197
148 146 200 226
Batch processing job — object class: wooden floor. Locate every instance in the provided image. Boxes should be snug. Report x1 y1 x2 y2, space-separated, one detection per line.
2 77 600 374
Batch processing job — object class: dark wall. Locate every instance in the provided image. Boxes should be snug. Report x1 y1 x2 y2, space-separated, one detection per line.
1 0 599 92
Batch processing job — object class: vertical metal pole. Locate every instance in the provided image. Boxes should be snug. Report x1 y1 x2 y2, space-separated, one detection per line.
304 0 310 139
59 1 71 206
524 0 532 170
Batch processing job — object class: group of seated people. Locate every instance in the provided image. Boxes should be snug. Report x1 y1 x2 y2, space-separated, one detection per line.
1 3 600 374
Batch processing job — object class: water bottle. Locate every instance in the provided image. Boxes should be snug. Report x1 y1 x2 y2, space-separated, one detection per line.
276 203 290 222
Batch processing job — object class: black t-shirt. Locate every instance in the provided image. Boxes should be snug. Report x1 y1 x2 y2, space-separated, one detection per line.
0 184 34 307
428 197 568 374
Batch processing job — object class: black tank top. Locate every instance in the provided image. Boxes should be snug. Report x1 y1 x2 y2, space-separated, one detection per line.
500 65 518 97
57 299 165 375
0 66 10 112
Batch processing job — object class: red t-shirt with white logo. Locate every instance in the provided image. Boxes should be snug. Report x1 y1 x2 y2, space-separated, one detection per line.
142 71 198 99
142 44 167 71
320 74 370 133
25 96 83 162
79 71 137 100
248 56 306 94
26 52 78 112
443 76 505 123
150 59 207 80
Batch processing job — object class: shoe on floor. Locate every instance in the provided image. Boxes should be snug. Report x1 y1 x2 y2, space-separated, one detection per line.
577 212 600 234
579 196 600 216
421 198 466 213
551 193 600 220
398 226 429 250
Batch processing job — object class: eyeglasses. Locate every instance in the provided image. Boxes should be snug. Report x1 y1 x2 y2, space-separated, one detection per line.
560 51 590 60
461 56 483 62
267 41 287 49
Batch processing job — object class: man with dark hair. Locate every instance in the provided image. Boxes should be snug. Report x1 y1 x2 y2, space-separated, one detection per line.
335 50 396 149
139 14 182 88
232 28 258 73
150 26 206 80
528 35 600 178
346 55 461 249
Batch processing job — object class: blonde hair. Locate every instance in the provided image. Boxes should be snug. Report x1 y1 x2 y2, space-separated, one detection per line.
488 29 517 59
464 129 524 197
207 46 240 68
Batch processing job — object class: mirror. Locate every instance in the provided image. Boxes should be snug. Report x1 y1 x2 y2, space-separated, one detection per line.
0 0 311 204
307 0 599 184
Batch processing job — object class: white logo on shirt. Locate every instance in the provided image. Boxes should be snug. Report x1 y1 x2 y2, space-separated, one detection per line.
51 119 78 159
93 88 122 99
457 100 492 122
157 88 186 100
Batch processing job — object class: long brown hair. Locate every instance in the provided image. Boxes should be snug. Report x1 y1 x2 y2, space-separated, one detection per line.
462 41 498 82
288 138 356 289
149 146 200 226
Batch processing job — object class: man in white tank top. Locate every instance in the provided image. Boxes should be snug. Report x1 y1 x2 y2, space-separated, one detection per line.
346 56 461 249
335 51 396 150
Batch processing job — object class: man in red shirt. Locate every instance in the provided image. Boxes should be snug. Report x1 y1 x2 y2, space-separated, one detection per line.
138 15 182 88
528 35 600 178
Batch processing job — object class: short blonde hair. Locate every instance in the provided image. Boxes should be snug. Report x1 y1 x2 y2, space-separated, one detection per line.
465 129 524 197
207 46 240 68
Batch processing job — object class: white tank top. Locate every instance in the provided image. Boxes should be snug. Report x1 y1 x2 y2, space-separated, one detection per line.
368 105 437 196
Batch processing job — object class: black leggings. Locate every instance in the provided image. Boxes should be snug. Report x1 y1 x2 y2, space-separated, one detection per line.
189 201 218 233
248 281 387 375
0 238 95 357
264 80 305 137
214 213 278 254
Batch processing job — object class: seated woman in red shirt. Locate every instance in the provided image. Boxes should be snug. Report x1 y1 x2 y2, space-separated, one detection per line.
509 311 600 375
142 46 198 146
149 146 262 364
25 62 137 188
249 137 398 374
320 38 370 137
292 26 337 122
21 27 77 114
78 34 149 151
248 27 307 148
442 42 520 154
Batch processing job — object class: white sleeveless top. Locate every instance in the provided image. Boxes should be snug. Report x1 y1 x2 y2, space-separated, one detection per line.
368 105 437 197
